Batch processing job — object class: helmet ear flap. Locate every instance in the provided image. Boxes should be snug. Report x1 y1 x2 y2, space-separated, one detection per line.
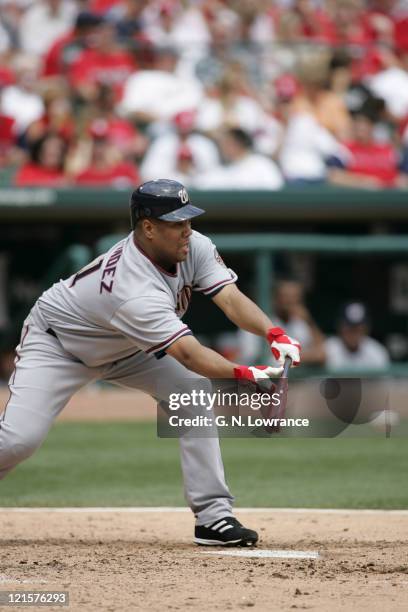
130 201 153 229
130 186 150 228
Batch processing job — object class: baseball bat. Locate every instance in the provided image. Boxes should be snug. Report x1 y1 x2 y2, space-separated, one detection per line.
264 356 292 433
282 355 292 379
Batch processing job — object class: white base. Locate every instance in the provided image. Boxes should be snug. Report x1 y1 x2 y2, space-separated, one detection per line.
201 549 320 559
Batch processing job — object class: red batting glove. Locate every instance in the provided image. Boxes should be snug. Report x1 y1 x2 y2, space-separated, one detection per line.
267 327 301 366
233 364 283 382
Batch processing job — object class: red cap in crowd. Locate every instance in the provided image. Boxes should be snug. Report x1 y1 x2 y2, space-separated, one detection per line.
88 119 109 139
173 110 197 131
274 74 300 101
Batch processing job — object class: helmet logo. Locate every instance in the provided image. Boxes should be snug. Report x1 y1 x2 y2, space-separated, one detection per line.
178 188 189 204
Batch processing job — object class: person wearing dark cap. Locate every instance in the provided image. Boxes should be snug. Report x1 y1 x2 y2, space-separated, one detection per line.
325 302 389 370
0 179 301 547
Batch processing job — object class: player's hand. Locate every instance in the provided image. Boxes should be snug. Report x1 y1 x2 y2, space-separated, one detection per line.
233 365 283 382
267 327 301 366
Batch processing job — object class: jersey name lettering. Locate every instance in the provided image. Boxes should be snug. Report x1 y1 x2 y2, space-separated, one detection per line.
100 245 124 294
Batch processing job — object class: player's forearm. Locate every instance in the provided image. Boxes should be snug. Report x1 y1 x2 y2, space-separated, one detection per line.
213 285 272 337
166 337 238 378
230 305 272 337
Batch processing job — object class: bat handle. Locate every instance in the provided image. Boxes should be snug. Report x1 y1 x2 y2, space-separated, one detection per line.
282 356 292 378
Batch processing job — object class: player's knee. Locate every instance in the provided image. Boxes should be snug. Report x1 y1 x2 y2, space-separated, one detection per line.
0 426 43 474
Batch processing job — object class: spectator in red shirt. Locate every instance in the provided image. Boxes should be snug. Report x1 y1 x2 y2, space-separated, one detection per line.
74 124 140 187
330 0 374 47
14 133 69 187
42 12 106 78
0 64 15 88
395 17 408 53
327 106 407 188
82 85 148 161
276 1 335 45
281 0 336 45
90 0 122 14
0 114 17 167
361 11 395 46
68 18 137 103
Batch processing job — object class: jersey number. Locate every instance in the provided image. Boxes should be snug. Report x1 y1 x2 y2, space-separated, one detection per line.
70 258 103 287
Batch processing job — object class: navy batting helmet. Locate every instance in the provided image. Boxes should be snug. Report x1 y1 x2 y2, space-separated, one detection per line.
130 179 205 229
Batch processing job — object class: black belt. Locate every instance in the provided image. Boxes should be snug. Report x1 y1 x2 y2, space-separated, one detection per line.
46 328 57 338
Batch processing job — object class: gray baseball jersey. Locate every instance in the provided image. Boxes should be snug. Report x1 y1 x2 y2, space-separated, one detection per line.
38 230 237 367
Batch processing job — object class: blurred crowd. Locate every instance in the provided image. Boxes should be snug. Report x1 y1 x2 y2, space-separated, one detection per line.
1 0 408 189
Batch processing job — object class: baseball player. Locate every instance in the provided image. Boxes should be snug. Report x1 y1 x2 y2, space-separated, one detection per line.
0 179 301 547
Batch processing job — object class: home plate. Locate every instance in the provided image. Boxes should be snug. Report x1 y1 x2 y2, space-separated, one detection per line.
201 549 320 559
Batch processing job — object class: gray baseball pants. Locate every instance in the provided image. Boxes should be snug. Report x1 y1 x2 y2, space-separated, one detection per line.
0 306 234 525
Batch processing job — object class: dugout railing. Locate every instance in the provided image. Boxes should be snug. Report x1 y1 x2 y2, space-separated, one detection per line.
2 186 408 222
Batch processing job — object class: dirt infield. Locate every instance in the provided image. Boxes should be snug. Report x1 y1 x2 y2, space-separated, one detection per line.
0 509 407 611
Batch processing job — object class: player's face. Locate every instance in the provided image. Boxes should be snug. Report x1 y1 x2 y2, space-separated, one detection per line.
151 219 193 263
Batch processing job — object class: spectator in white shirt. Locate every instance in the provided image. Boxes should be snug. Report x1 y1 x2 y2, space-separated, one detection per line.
271 279 326 364
142 2 211 78
19 0 77 56
140 109 220 183
279 111 347 183
119 46 203 123
367 46 408 120
195 71 267 136
195 127 283 190
325 302 390 371
0 54 44 136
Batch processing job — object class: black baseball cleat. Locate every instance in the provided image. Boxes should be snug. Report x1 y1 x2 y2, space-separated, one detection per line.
194 517 258 547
